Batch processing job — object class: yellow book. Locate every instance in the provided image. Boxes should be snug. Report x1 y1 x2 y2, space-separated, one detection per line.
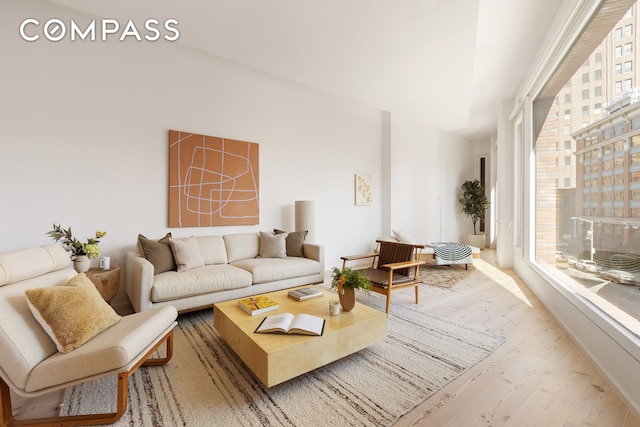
237 296 279 316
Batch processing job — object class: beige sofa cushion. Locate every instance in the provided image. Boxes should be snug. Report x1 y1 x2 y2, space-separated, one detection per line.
25 273 121 353
274 229 308 257
151 264 252 302
223 233 259 262
258 231 287 258
138 233 176 274
196 235 228 265
169 237 205 272
231 257 321 284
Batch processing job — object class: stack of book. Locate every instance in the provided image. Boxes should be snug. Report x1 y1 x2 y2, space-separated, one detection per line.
287 287 323 301
237 296 279 316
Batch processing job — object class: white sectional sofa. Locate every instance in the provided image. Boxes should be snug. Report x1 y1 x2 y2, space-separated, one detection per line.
126 231 324 313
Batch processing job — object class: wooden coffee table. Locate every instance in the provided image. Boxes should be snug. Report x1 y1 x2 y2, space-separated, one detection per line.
213 286 387 387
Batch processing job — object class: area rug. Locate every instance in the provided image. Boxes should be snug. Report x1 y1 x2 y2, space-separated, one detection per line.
418 263 475 289
61 293 504 426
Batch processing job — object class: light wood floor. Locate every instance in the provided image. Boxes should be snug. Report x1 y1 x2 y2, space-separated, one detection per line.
394 250 640 427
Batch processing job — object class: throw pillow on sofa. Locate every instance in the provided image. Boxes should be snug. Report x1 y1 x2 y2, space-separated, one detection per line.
25 273 121 353
138 233 176 273
274 229 308 257
258 231 287 258
169 236 205 272
223 233 260 262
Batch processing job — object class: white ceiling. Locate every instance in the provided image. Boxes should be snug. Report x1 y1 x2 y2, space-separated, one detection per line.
52 0 569 141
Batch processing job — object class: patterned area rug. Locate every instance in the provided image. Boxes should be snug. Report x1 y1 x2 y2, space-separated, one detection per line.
61 291 504 426
418 262 475 289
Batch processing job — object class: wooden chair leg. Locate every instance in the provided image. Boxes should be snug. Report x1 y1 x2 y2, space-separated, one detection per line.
414 284 419 304
385 270 394 315
142 329 174 367
1 377 14 427
0 372 129 427
0 329 174 427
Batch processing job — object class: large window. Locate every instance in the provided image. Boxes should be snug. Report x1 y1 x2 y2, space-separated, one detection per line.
534 3 640 339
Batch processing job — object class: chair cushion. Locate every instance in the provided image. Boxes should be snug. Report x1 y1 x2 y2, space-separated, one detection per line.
0 245 70 287
25 273 121 353
25 306 177 393
364 267 415 289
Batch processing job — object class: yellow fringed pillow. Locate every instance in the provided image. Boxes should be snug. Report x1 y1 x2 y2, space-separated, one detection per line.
25 273 121 353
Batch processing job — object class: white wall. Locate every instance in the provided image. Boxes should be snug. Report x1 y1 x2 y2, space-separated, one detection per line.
381 113 474 245
0 0 471 310
387 113 439 241
437 130 476 243
0 1 380 305
496 98 515 267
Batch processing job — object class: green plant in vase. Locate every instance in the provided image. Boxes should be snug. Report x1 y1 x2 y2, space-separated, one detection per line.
330 266 371 312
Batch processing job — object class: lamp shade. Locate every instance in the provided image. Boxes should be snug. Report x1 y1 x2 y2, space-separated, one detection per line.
295 200 315 242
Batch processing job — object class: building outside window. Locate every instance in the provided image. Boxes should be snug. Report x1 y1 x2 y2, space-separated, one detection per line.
534 3 640 346
625 60 633 72
595 102 602 114
625 23 634 36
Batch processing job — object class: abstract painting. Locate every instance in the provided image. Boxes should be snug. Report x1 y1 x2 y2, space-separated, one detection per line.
169 130 259 227
355 174 372 206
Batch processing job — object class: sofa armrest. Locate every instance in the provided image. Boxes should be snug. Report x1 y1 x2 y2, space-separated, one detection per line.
302 243 324 281
125 251 154 313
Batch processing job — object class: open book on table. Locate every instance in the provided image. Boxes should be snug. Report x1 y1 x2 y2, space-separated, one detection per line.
255 313 325 336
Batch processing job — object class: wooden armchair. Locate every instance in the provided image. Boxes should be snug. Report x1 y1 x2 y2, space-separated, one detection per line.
341 240 425 314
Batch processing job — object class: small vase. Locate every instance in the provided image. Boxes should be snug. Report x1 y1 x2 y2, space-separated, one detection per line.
74 255 91 273
338 288 356 312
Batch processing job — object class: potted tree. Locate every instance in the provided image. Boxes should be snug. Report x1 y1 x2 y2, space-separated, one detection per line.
458 179 490 249
330 267 372 312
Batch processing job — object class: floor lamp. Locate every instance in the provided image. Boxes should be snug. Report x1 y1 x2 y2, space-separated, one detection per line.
295 200 315 242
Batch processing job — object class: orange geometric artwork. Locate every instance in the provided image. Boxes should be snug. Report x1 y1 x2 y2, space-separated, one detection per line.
169 130 259 227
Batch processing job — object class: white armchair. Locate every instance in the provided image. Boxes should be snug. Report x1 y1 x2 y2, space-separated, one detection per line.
0 245 177 426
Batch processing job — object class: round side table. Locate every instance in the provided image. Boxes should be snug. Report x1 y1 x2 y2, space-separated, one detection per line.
86 267 121 303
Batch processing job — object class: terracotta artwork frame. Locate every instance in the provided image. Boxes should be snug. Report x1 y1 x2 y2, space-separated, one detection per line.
169 130 259 227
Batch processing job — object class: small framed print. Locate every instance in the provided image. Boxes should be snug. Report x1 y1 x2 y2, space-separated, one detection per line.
355 174 372 206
